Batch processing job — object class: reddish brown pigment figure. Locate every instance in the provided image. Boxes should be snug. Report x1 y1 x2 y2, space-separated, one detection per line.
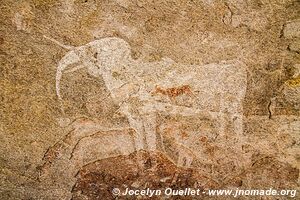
152 85 194 101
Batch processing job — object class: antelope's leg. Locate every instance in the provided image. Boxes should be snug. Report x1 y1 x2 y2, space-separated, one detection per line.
177 146 194 167
218 93 226 137
184 154 193 167
230 100 244 137
142 112 157 151
119 103 146 151
56 50 81 101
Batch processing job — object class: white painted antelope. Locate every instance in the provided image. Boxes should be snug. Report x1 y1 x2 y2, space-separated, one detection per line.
45 36 247 167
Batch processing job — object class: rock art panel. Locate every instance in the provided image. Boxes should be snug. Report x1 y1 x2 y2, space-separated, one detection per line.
53 36 247 153
2 1 300 199
38 37 248 199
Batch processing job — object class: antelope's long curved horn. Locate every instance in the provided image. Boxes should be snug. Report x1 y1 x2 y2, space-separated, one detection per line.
56 51 80 101
43 35 74 50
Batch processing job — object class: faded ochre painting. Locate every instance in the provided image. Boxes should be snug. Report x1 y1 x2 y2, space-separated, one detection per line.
0 0 299 199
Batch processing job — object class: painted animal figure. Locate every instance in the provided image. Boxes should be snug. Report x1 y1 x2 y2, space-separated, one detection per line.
47 36 247 167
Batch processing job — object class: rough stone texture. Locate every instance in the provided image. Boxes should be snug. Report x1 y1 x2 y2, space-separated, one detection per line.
0 0 300 199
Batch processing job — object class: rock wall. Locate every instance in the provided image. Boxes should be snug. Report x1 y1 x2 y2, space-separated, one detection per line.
0 0 299 199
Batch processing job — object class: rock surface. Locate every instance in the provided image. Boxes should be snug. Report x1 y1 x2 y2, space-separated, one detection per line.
0 0 299 199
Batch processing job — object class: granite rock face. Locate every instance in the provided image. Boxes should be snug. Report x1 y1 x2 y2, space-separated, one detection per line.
0 0 299 199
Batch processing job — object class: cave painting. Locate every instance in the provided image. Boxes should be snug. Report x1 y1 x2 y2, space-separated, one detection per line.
45 36 247 170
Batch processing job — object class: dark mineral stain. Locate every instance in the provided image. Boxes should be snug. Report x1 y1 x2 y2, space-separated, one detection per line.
71 151 219 200
71 152 299 200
